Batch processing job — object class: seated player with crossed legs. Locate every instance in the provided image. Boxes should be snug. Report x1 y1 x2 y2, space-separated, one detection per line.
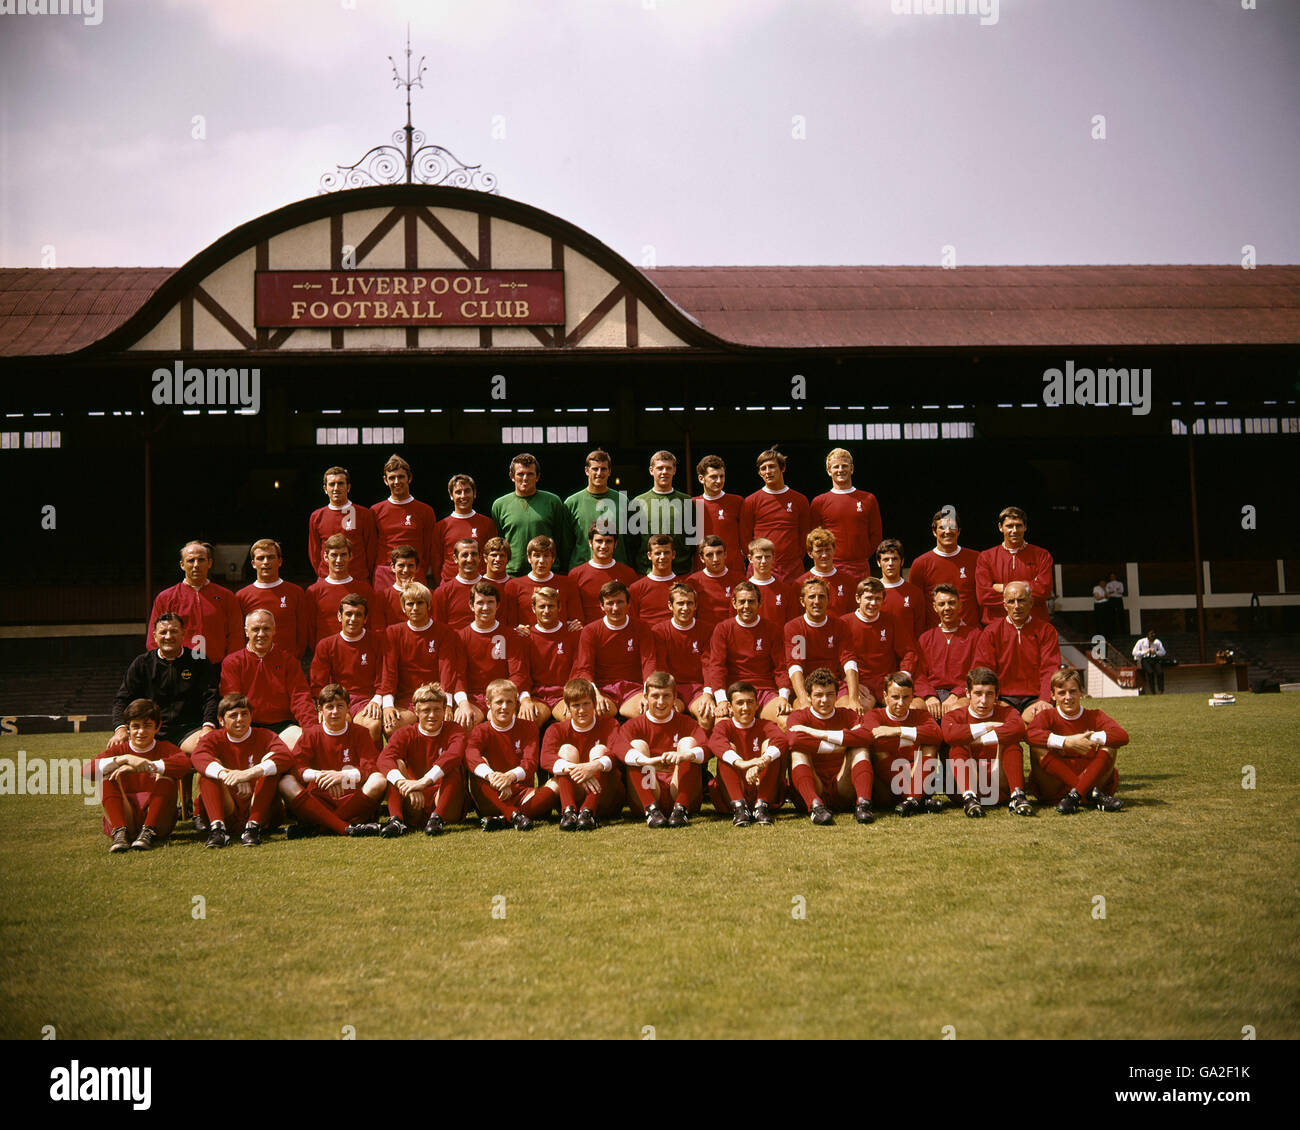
465 679 555 831
939 666 1032 818
786 668 876 825
1027 667 1130 814
541 678 626 831
86 698 192 853
376 682 468 838
708 681 788 827
612 671 707 828
191 693 295 848
278 685 385 838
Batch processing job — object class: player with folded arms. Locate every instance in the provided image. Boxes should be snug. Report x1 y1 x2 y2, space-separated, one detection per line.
191 693 296 848
940 667 1031 818
786 669 876 825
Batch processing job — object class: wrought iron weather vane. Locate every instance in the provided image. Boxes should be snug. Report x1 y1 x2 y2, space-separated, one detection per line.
319 27 498 193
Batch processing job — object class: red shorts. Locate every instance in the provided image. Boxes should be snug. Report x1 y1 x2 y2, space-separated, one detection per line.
599 681 643 707
530 685 565 708
676 683 705 707
349 694 379 716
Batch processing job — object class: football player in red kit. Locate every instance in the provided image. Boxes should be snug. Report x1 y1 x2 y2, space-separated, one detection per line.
465 680 554 831
434 473 499 582
309 593 386 746
506 535 583 631
796 672 943 816
797 527 856 617
237 538 311 661
573 581 656 719
808 447 882 581
914 584 982 720
457 581 527 727
744 538 799 624
541 678 627 830
190 693 296 847
685 535 746 633
147 539 244 663
86 698 192 852
739 446 811 584
377 544 424 626
1027 668 1129 814
840 578 918 714
371 454 437 590
708 682 788 826
376 682 468 837
786 669 876 825
378 582 467 736
430 538 485 631
694 454 745 571
972 581 1061 723
975 506 1054 625
706 581 792 725
306 535 385 648
650 582 716 731
519 587 580 724
785 577 849 711
876 539 926 643
907 509 980 631
939 667 1032 818
278 685 384 838
629 534 681 627
570 523 639 623
611 671 707 827
219 609 316 748
308 465 379 581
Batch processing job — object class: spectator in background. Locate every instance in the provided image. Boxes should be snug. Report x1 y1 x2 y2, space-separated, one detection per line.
1132 630 1167 695
1106 572 1126 638
1093 579 1110 639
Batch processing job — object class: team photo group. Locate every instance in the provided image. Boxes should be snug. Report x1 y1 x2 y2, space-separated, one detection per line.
97 443 1131 852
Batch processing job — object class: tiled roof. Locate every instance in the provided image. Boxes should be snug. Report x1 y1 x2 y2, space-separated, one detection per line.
1 264 1296 357
0 268 173 357
642 265 1300 348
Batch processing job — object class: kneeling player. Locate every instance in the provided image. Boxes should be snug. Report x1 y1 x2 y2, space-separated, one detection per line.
191 693 295 847
786 668 875 825
612 671 707 828
465 679 554 830
707 681 788 826
1027 668 1130 814
939 667 1031 818
278 685 385 837
86 698 191 852
541 678 627 830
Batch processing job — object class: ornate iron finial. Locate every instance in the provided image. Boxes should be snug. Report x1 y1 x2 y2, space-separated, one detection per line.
319 26 498 194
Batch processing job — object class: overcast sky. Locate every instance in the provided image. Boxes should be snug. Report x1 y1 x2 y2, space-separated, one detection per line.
1 0 1296 269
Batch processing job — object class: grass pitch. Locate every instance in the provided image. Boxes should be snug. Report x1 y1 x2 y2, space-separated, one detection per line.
1 695 1297 1040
